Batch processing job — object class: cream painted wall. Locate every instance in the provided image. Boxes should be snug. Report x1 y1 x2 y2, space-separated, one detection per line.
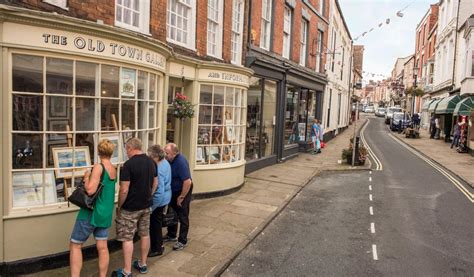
192 164 245 194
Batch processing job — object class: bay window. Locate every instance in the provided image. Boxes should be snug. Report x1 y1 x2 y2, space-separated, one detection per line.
11 53 161 208
197 85 246 165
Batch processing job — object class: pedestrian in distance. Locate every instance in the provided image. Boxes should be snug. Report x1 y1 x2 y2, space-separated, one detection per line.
163 143 193 251
147 144 172 258
69 139 117 277
451 121 461 149
434 117 441 139
319 119 325 148
429 115 436 139
311 119 321 154
113 138 158 277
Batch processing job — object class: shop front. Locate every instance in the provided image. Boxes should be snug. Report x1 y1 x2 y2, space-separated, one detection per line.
453 96 474 153
0 9 171 268
434 95 462 141
244 50 327 173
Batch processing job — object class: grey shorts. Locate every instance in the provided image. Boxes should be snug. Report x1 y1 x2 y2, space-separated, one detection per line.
115 207 151 241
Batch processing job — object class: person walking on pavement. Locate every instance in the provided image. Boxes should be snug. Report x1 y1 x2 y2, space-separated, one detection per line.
163 143 193 251
147 144 172 257
451 121 461 149
430 115 436 139
113 138 157 277
311 119 321 154
70 139 117 277
319 119 325 149
434 117 441 139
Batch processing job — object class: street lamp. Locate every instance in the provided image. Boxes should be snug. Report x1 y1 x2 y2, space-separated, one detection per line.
412 66 419 117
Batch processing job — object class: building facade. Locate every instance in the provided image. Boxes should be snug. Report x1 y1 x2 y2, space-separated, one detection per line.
322 0 352 140
352 45 364 100
244 0 329 171
0 0 253 271
432 0 459 98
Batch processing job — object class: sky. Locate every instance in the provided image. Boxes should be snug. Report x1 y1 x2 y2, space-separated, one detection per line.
339 0 436 83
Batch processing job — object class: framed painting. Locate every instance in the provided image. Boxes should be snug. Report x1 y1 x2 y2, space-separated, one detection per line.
52 146 91 178
12 170 57 207
100 133 126 164
120 68 136 98
49 96 69 118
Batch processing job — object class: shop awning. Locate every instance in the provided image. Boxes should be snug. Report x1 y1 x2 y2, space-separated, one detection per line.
453 96 474 116
434 95 462 114
427 98 443 113
421 99 436 112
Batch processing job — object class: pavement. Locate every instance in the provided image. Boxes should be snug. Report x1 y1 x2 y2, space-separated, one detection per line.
29 118 369 277
391 127 474 188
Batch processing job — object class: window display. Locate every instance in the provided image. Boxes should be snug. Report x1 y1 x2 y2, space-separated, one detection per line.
245 78 277 160
11 53 162 207
285 88 299 145
196 84 245 165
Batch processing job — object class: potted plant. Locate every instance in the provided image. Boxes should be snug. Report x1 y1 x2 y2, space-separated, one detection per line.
341 148 353 164
172 93 195 119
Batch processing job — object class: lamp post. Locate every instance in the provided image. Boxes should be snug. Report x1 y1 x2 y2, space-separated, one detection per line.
412 66 419 117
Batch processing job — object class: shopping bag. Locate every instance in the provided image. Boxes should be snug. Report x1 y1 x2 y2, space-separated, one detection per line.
162 206 178 227
320 141 325 149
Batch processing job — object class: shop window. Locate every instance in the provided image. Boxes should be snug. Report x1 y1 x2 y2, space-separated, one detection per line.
115 0 150 34
231 0 244 65
260 0 272 50
197 85 245 165
167 0 196 49
10 54 161 208
285 88 299 145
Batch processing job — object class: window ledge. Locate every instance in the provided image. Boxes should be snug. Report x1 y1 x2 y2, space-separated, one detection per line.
194 159 246 170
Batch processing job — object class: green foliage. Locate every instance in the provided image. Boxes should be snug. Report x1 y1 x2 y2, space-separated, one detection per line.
172 93 195 119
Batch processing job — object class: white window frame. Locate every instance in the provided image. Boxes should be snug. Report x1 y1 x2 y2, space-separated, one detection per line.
300 20 308 67
207 0 224 58
316 30 323 73
231 0 244 65
260 0 272 50
43 0 68 10
115 0 150 34
167 0 197 50
282 6 292 59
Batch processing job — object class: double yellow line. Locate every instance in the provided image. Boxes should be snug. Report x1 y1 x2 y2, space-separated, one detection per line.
389 133 474 203
360 119 383 171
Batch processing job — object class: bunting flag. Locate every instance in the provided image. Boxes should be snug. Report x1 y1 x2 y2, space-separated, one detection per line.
353 0 415 42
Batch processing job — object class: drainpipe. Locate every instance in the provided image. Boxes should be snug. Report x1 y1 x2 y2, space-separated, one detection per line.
451 0 461 91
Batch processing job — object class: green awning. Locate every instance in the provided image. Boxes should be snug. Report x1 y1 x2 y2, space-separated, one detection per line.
421 99 436 112
453 96 474 116
428 98 443 113
434 95 462 114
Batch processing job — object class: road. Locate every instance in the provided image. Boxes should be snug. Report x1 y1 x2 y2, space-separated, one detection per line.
223 117 474 276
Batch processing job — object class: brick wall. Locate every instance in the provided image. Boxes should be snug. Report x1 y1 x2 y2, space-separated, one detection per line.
353 45 364 74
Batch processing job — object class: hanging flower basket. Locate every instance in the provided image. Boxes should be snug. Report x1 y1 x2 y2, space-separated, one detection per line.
172 93 195 119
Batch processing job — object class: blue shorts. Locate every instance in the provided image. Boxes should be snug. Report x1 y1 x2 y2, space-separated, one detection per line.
70 219 109 244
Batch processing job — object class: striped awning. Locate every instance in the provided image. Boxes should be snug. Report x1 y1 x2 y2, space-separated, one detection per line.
421 99 435 112
435 95 462 114
453 96 474 116
427 98 443 113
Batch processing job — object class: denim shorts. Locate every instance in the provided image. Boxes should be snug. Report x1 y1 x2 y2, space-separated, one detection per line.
70 219 109 244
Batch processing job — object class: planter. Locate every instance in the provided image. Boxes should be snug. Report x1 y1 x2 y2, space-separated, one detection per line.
346 155 352 164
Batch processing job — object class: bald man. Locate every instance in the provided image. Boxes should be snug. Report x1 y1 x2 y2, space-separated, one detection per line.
163 143 193 251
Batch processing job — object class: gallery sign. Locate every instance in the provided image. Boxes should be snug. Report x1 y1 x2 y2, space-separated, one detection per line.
2 22 166 71
199 69 249 87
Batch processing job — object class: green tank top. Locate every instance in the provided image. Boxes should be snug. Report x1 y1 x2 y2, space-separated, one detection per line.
77 166 116 228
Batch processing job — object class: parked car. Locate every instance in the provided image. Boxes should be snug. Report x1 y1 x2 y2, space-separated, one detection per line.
375 108 386 117
385 107 402 124
364 106 375 113
390 112 411 132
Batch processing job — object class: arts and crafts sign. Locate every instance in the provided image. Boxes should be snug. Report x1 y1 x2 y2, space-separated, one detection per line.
199 69 250 87
3 22 166 71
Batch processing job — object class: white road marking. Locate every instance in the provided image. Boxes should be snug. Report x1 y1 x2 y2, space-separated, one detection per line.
369 177 372 182
369 185 372 191
360 119 383 171
372 244 378 260
370 171 372 175
369 206 373 215
369 194 373 201
371 222 375 233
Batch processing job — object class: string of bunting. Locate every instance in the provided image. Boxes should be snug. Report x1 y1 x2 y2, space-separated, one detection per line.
353 0 415 42
362 71 391 79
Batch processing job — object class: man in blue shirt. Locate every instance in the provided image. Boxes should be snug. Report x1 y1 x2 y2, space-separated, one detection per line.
163 143 193 251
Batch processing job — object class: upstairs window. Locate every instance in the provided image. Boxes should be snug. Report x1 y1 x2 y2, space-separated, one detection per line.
282 6 292 59
316 30 323 72
167 0 196 49
260 0 272 50
115 0 150 34
207 0 224 57
231 0 244 64
300 20 308 66
43 0 68 10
